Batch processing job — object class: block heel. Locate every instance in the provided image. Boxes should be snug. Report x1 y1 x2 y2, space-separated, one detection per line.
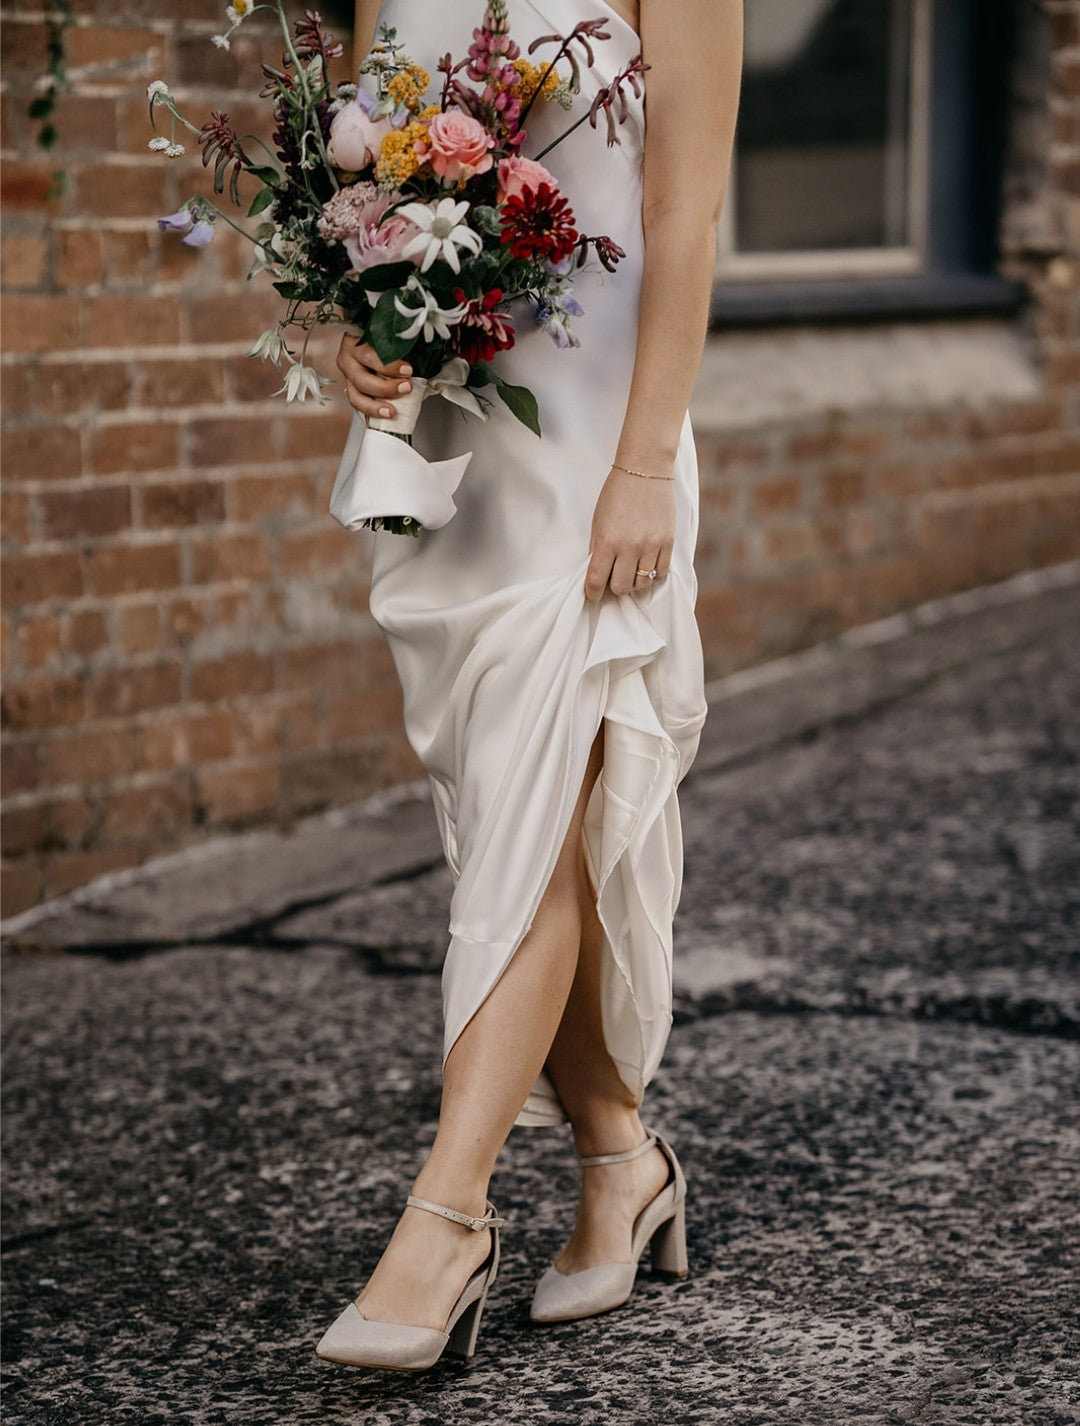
447 1286 488 1360
650 1199 688 1278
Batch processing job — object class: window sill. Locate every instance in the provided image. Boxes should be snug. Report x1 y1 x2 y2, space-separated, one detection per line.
709 272 1028 329
689 315 1044 433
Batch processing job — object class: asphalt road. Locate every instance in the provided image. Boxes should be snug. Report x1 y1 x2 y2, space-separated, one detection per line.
3 574 1078 1426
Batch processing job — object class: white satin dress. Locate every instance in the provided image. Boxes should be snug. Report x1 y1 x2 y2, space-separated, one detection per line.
351 0 707 1125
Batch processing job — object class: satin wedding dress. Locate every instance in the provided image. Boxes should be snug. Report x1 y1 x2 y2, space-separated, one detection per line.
341 0 707 1125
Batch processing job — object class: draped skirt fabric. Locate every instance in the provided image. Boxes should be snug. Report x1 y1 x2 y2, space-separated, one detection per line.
358 0 708 1125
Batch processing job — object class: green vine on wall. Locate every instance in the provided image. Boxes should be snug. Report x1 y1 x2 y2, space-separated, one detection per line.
28 0 73 195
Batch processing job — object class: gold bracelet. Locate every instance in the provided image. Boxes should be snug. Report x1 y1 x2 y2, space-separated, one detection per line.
611 461 675 482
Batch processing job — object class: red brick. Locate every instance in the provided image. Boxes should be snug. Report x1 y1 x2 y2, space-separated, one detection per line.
1 857 42 917
116 604 160 655
231 694 320 756
161 595 208 648
38 485 132 540
85 541 181 595
46 793 97 850
56 229 105 288
194 761 281 826
187 417 280 470
63 24 165 74
280 641 370 692
16 613 63 669
67 608 109 657
0 295 80 353
2 234 48 288
31 360 131 417
1 550 83 606
1 803 49 857
101 230 153 287
821 467 865 507
1 740 39 797
98 780 191 844
81 294 180 348
89 660 182 718
0 20 50 77
142 709 234 771
326 688 404 741
1 673 86 731
186 291 283 345
280 747 377 816
41 726 140 787
189 532 271 584
191 651 274 702
278 526 354 575
141 480 226 529
750 476 802 517
281 409 353 462
1 488 31 544
231 473 316 523
874 461 927 501
0 159 56 212
48 94 119 155
1 426 82 483
86 422 179 476
137 359 226 409
43 847 140 898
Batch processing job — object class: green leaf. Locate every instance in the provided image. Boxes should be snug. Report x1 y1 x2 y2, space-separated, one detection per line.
366 289 417 364
247 187 275 217
28 96 53 119
354 260 416 291
493 375 540 438
245 165 281 185
272 281 304 299
471 205 503 236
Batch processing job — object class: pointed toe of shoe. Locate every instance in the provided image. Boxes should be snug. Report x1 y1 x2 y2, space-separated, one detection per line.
529 1262 637 1323
315 1301 449 1370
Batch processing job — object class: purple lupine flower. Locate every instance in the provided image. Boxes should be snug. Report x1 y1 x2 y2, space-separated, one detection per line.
183 219 216 248
158 205 196 234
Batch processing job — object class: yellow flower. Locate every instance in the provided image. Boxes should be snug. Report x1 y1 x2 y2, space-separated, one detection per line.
511 57 561 105
376 118 429 187
387 63 430 114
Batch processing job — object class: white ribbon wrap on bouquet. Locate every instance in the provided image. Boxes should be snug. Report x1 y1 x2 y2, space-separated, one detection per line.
329 358 487 533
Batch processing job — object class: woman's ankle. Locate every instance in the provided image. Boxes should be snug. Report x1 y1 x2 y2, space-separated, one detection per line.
568 1106 647 1161
409 1167 490 1219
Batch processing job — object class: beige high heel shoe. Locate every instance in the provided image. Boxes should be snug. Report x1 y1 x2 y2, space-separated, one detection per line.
530 1127 688 1324
315 1196 505 1371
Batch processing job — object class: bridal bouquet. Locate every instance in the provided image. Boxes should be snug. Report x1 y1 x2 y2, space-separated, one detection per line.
147 2 645 533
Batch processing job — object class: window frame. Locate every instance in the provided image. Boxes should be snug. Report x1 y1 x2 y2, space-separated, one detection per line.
711 0 1026 327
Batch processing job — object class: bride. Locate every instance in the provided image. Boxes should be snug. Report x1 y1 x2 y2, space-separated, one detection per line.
317 0 743 1370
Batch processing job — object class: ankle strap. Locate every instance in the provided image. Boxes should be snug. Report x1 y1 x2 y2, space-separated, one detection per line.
579 1128 657 1168
406 1195 506 1231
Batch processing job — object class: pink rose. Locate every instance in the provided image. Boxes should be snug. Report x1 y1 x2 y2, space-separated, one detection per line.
496 155 558 204
327 101 391 171
418 111 494 182
345 212 421 273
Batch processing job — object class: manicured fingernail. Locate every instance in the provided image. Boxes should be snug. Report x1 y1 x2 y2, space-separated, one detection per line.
400 364 412 376
397 381 411 393
378 405 392 418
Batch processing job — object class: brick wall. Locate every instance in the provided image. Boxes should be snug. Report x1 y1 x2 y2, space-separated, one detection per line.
2 0 1078 915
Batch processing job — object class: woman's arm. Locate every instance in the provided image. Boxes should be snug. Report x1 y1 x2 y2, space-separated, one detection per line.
353 0 382 69
583 0 743 601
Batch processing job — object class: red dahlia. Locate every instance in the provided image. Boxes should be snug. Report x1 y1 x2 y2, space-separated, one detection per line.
450 287 516 363
499 183 578 263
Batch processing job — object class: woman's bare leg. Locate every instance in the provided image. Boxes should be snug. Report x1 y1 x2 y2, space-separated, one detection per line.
353 729 605 1329
541 806 672 1273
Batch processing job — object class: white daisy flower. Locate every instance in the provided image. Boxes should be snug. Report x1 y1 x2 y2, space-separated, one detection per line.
148 136 170 152
398 198 483 275
393 276 468 343
146 80 170 99
276 362 330 405
165 143 186 159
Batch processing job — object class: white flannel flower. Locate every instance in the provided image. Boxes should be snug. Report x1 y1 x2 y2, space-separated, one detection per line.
165 143 186 159
393 276 468 343
398 198 483 275
211 34 230 50
247 330 287 365
276 362 330 405
147 136 170 152
146 80 170 100
226 2 250 21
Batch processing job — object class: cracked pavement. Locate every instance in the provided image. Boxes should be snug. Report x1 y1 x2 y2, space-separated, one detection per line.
2 577 1079 1425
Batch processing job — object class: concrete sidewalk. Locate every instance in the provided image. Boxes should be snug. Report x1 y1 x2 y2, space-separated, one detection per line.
3 568 1079 1425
